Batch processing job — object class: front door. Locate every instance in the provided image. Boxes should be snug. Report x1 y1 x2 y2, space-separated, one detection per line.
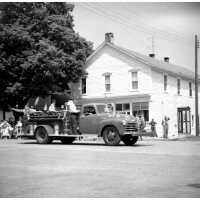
177 107 191 134
79 105 99 134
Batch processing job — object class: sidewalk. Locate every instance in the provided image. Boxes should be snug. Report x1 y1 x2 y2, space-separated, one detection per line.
169 135 200 141
143 135 200 141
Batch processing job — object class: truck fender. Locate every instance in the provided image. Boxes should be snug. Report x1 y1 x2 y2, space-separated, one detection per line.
34 125 54 136
98 121 124 137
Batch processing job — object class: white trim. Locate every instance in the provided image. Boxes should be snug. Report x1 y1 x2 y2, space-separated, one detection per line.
102 72 112 76
86 41 106 63
128 69 141 72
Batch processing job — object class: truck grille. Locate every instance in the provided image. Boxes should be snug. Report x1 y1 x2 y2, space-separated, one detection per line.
125 122 138 132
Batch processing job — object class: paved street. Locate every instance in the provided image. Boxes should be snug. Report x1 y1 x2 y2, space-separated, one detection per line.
0 138 200 198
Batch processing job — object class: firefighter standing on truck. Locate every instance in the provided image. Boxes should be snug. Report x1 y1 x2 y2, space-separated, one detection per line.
65 98 80 135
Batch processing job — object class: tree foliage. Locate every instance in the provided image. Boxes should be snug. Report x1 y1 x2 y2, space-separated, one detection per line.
0 2 93 109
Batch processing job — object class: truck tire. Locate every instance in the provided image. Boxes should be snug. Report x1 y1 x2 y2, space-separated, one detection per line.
60 137 75 144
35 127 52 144
122 135 138 146
102 126 121 146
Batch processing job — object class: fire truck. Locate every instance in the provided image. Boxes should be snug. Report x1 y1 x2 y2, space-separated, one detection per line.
21 96 153 145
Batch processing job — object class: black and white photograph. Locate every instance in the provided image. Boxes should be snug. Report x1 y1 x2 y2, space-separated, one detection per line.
0 1 200 198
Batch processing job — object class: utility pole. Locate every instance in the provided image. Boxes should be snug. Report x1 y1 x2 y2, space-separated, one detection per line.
195 35 199 136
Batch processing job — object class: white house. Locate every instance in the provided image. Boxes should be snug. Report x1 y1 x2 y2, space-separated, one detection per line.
72 33 196 138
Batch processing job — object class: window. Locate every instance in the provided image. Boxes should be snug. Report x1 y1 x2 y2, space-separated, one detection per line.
97 104 107 114
164 74 167 91
189 82 192 97
81 77 86 94
115 103 130 115
132 102 149 121
116 104 122 111
105 74 111 92
123 103 130 111
83 106 96 115
96 104 113 114
177 78 181 95
131 71 138 89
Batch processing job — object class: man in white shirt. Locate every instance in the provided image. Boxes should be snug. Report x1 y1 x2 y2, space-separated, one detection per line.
65 100 79 113
48 100 56 112
65 98 79 134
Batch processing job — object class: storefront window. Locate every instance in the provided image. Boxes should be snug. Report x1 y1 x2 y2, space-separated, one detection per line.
116 104 122 111
132 102 149 121
115 103 130 114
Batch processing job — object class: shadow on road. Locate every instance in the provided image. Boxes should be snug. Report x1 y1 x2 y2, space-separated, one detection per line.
18 140 153 147
187 183 200 189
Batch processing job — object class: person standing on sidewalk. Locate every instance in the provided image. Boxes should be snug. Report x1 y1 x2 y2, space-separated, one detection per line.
137 114 145 140
162 116 170 139
149 118 157 137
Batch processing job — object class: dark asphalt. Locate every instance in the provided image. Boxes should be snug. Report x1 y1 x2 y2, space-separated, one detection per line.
0 138 200 197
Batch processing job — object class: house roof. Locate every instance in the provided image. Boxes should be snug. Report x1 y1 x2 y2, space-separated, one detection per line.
86 41 195 81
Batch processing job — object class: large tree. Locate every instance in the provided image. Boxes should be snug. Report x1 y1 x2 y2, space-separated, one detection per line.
0 2 93 111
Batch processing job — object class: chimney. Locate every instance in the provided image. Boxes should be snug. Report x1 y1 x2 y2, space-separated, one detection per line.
164 57 169 63
105 32 114 43
149 53 155 58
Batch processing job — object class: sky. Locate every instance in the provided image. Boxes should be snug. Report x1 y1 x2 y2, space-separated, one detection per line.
73 2 200 72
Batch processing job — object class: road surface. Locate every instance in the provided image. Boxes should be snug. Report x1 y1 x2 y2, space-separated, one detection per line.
0 138 200 197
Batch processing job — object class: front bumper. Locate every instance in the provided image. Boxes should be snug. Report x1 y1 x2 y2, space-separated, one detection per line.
124 130 154 137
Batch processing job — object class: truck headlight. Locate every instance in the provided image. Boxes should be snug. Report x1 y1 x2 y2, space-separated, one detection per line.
122 120 127 126
54 124 59 135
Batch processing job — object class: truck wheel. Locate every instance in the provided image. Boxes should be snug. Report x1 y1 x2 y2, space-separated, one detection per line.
35 127 52 144
103 126 121 146
122 135 138 146
60 137 75 144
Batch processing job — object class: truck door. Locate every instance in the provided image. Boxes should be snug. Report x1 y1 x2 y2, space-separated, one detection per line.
79 105 99 134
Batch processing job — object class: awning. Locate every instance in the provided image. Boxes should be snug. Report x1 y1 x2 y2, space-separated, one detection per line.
132 102 149 110
77 94 151 105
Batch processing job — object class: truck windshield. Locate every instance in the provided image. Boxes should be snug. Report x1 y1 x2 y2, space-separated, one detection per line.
97 104 113 114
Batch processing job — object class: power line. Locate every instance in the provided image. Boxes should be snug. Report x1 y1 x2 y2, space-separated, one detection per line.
79 3 192 46
78 4 153 38
101 2 191 42
79 4 157 37
86 3 191 44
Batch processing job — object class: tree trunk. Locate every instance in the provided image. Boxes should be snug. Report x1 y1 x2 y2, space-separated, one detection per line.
3 109 6 120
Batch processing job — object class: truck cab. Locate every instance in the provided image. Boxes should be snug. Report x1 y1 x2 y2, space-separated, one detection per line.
78 103 149 145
